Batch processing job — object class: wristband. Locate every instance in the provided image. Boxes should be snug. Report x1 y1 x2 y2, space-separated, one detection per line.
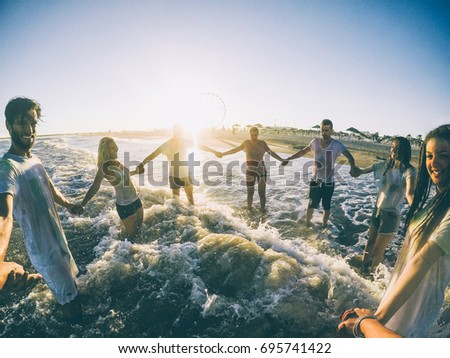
353 314 377 338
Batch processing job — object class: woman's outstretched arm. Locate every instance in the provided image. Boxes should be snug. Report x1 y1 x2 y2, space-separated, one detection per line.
81 169 104 207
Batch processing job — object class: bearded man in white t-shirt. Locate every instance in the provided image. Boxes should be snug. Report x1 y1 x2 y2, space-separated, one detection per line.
283 119 357 228
0 97 84 321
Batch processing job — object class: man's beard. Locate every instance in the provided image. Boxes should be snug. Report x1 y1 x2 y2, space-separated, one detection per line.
11 131 35 151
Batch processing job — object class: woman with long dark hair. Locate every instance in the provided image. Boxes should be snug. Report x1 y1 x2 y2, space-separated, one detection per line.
339 125 450 337
354 137 416 274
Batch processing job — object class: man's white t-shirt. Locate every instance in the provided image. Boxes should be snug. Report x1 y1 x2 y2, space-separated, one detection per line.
0 153 78 304
308 138 347 183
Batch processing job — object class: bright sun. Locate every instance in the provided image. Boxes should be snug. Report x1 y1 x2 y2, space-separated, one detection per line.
168 91 227 140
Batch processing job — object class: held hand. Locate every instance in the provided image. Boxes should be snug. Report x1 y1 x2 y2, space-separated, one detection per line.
4 271 42 292
337 308 375 337
337 308 359 337
0 262 42 292
67 203 84 215
215 152 223 159
350 167 362 178
136 163 145 174
281 160 290 167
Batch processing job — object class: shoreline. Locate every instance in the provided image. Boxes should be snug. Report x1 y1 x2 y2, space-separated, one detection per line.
4 129 419 169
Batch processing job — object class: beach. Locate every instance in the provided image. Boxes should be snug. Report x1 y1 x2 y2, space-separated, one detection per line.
0 133 442 338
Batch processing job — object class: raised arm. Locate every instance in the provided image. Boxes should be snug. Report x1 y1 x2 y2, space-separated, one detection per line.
129 168 139 176
48 176 84 215
220 142 245 157
342 150 359 177
342 150 356 169
0 194 14 261
281 146 311 166
264 142 285 162
135 143 166 174
196 144 222 158
351 164 374 178
287 146 311 161
140 145 164 166
81 169 104 207
358 165 375 175
375 241 444 324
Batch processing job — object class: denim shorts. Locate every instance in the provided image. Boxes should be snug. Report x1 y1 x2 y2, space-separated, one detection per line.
371 208 400 234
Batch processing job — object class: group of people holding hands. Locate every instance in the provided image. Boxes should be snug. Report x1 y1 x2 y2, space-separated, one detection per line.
0 97 449 338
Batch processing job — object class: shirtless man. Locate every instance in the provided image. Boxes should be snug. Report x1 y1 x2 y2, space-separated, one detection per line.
0 97 83 320
218 126 286 212
282 119 357 227
137 124 219 205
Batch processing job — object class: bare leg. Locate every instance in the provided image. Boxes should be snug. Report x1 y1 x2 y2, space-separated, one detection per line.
184 185 194 205
369 233 395 273
362 224 378 270
172 188 180 199
258 177 266 211
136 206 144 226
322 210 331 228
121 207 144 236
247 185 255 210
306 208 314 226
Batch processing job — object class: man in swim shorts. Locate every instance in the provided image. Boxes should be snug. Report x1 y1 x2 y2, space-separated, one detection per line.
137 124 219 205
218 126 286 212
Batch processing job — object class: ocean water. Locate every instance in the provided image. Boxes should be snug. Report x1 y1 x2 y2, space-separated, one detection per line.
0 135 448 338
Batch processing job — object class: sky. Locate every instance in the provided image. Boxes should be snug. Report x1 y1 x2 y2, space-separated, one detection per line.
0 0 449 137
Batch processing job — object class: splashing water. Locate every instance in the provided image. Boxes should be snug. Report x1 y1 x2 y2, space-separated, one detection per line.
0 135 448 338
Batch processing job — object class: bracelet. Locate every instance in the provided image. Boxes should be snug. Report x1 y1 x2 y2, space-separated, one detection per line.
353 314 378 338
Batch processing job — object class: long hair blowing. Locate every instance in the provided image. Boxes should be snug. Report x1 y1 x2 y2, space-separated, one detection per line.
400 125 450 262
382 136 413 176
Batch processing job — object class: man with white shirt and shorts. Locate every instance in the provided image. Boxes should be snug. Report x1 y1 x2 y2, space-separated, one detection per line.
283 119 357 228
